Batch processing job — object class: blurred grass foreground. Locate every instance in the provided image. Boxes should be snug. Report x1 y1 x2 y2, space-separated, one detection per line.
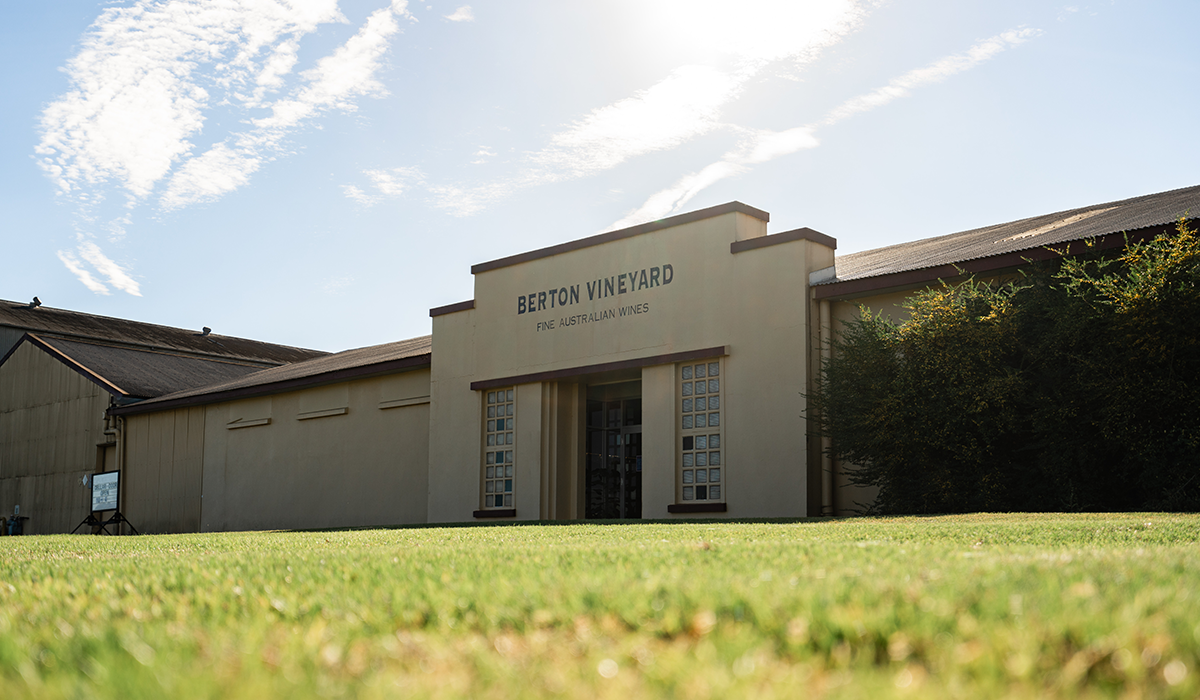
1 513 1197 698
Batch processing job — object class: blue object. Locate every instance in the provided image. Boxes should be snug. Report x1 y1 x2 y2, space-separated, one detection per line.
7 516 28 536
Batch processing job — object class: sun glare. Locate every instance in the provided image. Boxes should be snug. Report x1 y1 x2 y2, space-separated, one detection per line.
633 0 862 67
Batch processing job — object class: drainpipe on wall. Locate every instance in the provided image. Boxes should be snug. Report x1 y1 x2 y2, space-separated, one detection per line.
103 412 119 446
102 411 118 536
115 415 126 536
819 299 834 517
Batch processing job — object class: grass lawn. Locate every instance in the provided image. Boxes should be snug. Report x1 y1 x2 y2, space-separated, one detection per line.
0 513 1197 698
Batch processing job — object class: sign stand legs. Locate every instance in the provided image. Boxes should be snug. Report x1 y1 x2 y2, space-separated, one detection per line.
70 513 105 534
103 511 139 536
71 511 138 535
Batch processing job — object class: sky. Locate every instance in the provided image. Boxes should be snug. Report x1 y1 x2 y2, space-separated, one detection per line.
2 0 1198 352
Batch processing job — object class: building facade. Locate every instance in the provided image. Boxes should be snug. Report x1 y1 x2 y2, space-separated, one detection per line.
4 185 1198 533
427 202 835 522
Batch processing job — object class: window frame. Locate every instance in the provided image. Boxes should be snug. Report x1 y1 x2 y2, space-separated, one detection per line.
677 359 725 504
481 387 516 509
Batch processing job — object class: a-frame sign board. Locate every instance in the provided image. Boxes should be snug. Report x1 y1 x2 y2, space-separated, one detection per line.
71 471 138 535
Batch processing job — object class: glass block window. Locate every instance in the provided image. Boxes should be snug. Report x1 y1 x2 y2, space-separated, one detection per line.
483 388 515 508
680 361 724 503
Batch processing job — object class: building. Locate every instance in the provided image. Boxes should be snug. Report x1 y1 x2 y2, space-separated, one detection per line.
3 184 1198 533
104 337 431 533
0 304 326 533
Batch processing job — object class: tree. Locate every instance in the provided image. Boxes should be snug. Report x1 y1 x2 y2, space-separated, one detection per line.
813 219 1200 514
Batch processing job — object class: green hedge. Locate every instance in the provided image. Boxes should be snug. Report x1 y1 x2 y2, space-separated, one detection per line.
812 220 1200 514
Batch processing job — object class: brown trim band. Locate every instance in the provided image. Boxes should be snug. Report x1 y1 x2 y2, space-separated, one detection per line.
469 345 730 390
668 503 728 514
813 223 1177 300
731 227 836 254
473 509 516 519
13 333 130 398
471 202 769 275
110 354 432 416
430 300 475 317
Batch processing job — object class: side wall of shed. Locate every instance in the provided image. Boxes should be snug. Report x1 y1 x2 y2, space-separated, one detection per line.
0 342 112 533
122 406 206 534
120 368 432 533
199 369 432 532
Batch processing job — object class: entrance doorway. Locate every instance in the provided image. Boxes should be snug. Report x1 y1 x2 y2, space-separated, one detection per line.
585 381 642 519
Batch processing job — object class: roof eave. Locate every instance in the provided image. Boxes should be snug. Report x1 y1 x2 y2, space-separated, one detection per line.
108 353 432 417
814 220 1183 301
2 333 131 398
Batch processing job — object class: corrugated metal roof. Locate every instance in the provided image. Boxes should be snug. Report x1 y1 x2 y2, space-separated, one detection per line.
34 336 269 399
0 300 327 365
824 184 1200 284
120 335 432 410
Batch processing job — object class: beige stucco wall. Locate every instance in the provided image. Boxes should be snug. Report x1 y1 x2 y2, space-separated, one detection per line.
429 211 836 522
199 368 431 532
122 407 206 533
0 341 112 534
119 367 432 533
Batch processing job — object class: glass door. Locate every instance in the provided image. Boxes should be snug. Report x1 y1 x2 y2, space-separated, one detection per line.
585 383 642 519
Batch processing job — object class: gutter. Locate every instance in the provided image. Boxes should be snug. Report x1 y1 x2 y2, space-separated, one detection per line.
109 353 432 417
813 221 1181 301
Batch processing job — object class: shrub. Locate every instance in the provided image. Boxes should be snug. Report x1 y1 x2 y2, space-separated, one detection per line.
813 220 1200 513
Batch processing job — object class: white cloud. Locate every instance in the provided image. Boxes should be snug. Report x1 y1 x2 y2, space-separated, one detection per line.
368 166 425 195
162 5 404 209
340 166 429 206
79 241 142 296
37 0 413 294
347 58 768 213
358 0 867 217
741 127 820 165
36 0 348 200
341 184 378 205
820 28 1040 127
444 6 474 22
611 29 1040 229
532 65 741 177
521 1 864 187
159 4 404 209
105 214 133 242
248 7 401 136
160 142 261 209
56 241 142 296
249 39 301 96
609 161 750 230
56 250 109 295
637 0 864 67
606 125 821 229
426 181 518 216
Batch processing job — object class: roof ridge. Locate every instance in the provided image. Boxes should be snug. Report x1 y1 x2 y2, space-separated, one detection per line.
817 184 1200 295
0 299 329 359
36 334 276 368
837 183 1200 264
